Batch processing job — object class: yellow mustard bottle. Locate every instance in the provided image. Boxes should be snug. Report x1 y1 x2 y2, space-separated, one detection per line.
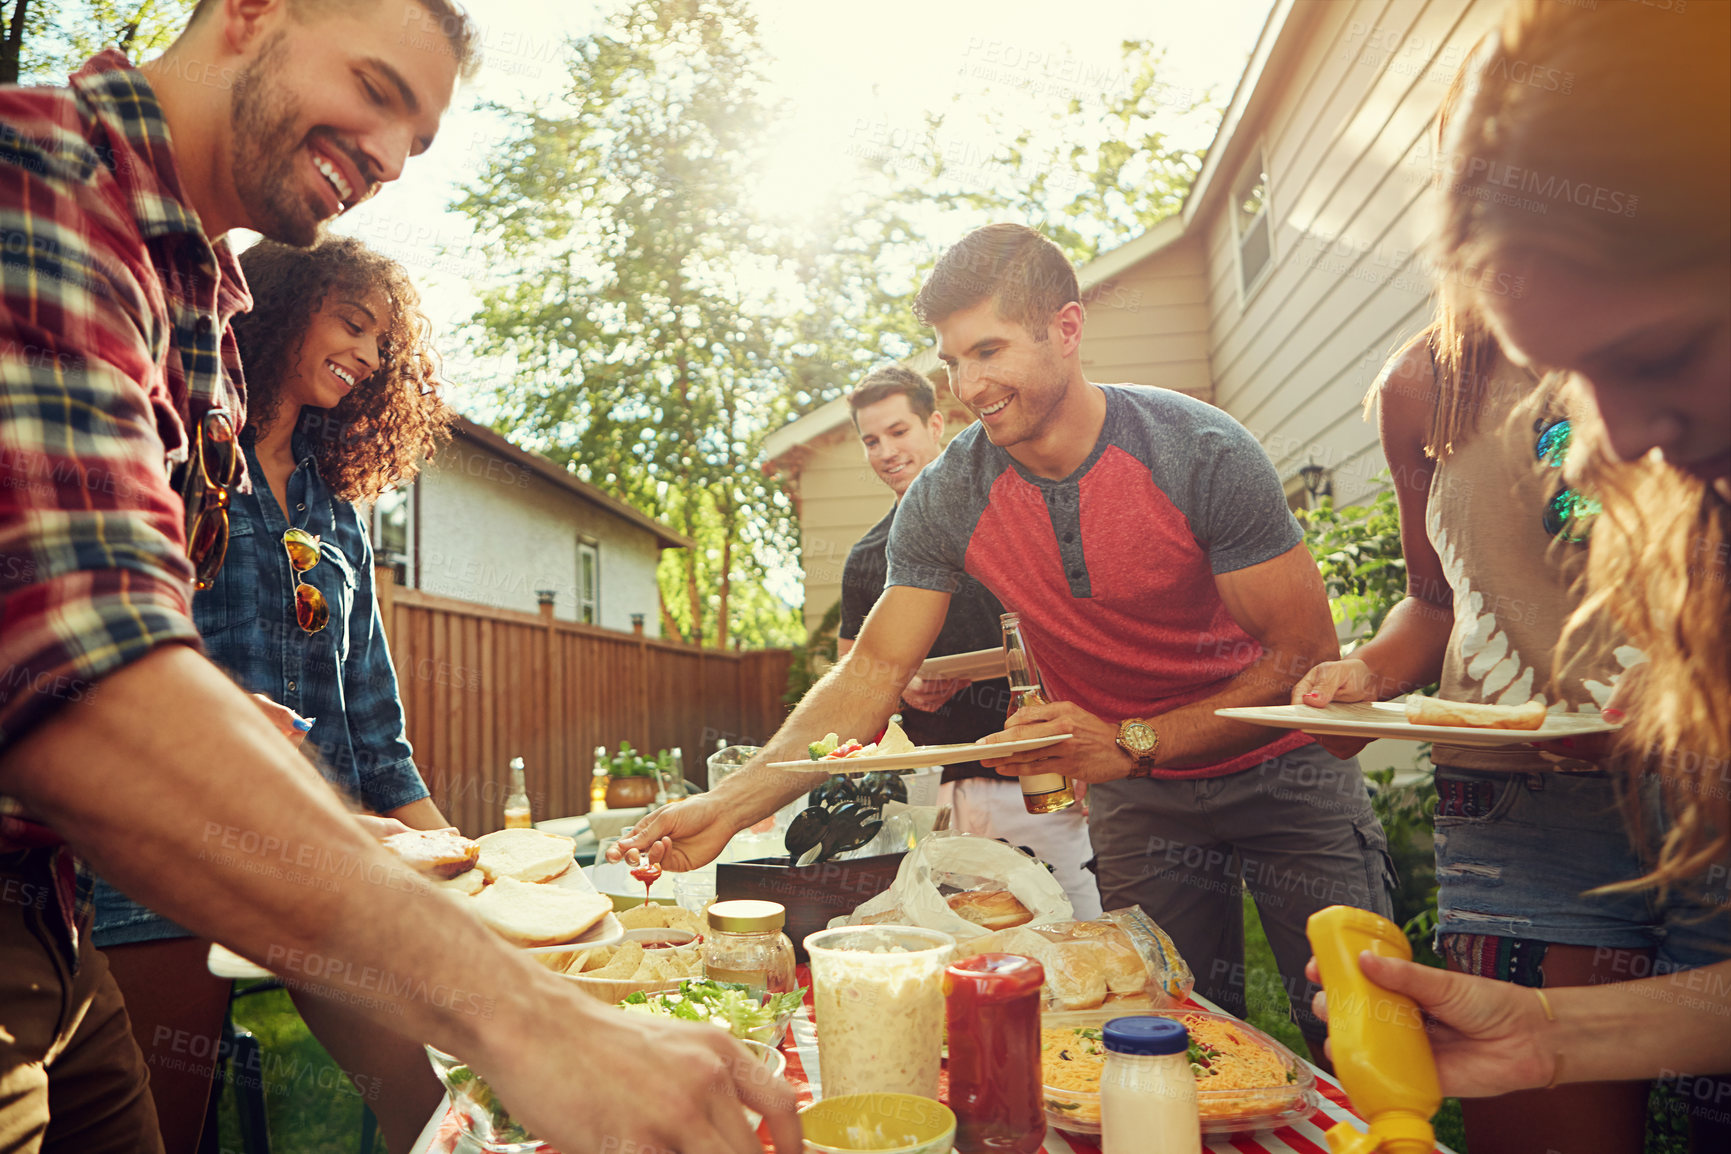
1305 905 1440 1154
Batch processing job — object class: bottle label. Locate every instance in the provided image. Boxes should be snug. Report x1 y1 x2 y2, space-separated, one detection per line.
1020 773 1069 795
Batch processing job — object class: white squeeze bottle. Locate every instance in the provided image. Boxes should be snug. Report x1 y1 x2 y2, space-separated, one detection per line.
1100 1016 1201 1154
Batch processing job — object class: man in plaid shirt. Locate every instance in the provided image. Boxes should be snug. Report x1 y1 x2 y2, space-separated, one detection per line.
0 3 798 1152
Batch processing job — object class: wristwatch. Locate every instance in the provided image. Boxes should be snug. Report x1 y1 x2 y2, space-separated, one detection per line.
1116 719 1160 778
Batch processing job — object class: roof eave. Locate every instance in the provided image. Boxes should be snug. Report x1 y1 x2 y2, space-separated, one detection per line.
450 418 694 550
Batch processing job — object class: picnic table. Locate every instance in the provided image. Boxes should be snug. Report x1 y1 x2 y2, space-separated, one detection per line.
409 966 1459 1154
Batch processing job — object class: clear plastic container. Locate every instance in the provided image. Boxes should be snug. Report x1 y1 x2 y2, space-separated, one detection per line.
806 925 955 1098
1041 1007 1316 1138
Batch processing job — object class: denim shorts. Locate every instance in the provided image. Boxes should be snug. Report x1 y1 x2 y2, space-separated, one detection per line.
1434 766 1731 971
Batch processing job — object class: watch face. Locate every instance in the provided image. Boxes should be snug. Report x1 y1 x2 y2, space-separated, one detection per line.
1121 721 1156 753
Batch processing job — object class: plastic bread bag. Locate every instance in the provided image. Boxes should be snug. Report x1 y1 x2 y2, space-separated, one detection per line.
834 832 1074 939
963 905 1194 1011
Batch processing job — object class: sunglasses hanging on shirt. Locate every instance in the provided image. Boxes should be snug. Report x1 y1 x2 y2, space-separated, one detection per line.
282 528 330 633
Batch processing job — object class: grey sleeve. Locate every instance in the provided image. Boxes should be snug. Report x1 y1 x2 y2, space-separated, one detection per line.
1184 418 1305 575
883 472 966 594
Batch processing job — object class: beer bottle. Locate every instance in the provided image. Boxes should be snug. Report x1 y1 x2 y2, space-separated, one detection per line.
589 745 610 813
503 755 534 828
1000 613 1076 814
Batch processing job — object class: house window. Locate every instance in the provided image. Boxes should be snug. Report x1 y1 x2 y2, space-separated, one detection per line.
371 482 414 586
1233 150 1273 297
577 537 600 624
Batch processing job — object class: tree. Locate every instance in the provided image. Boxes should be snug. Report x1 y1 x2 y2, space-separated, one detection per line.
455 7 1219 650
456 0 802 649
3 0 195 85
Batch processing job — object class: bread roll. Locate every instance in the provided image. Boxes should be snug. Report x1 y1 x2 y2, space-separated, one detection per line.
1406 697 1548 730
432 869 486 897
947 889 1034 931
471 877 612 947
474 828 576 883
1042 941 1109 1011
382 829 480 879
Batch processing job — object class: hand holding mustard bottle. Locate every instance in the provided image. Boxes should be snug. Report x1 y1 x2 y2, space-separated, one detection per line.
1306 914 1731 1106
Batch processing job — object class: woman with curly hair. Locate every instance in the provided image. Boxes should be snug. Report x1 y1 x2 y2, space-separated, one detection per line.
1309 0 1729 1145
92 236 455 1153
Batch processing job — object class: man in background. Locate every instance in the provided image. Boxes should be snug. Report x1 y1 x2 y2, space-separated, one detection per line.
839 365 1100 916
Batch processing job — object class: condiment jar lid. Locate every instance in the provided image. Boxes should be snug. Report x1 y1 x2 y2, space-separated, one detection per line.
1103 1016 1188 1056
707 899 785 934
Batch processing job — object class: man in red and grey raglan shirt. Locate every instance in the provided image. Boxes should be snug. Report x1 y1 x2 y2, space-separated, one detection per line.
617 225 1394 1062
0 3 797 1151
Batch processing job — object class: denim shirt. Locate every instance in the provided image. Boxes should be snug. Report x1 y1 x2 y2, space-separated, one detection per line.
92 435 427 946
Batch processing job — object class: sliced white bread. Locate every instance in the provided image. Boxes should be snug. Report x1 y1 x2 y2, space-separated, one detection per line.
433 869 486 897
474 828 576 883
472 877 612 947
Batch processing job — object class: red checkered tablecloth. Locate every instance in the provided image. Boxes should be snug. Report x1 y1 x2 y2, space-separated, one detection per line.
412 970 1453 1154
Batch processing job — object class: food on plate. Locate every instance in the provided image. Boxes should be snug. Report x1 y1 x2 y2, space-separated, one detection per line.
619 978 807 1044
432 869 486 897
471 876 612 947
1405 696 1548 730
381 828 479 878
947 888 1034 931
807 720 917 762
474 827 576 883
1042 1012 1301 1127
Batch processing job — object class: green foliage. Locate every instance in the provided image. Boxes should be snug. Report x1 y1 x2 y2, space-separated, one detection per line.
5 0 197 85
1298 486 1408 640
783 598 842 705
456 0 804 650
607 740 674 779
912 40 1211 265
452 5 1218 651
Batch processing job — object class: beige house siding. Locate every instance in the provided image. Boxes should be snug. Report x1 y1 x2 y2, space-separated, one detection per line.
767 0 1498 630
1204 0 1495 503
1079 234 1213 398
793 427 894 635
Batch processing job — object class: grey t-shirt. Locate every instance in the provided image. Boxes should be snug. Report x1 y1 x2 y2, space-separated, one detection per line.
886 384 1307 776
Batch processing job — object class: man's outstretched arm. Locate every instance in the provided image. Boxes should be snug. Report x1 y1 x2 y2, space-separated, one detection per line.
1 645 799 1154
613 584 952 871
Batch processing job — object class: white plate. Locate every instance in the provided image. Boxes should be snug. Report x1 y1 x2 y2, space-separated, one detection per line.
1215 700 1622 748
916 647 1008 682
523 866 624 954
769 733 1073 774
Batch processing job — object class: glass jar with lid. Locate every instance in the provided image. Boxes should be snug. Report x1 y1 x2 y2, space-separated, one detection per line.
702 899 796 998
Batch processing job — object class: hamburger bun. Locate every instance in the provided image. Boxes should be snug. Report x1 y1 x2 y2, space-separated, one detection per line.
472 877 612 947
382 828 480 879
432 869 486 897
475 828 576 883
947 889 1034 931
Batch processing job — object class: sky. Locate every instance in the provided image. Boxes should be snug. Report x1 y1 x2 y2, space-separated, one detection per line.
323 0 1279 415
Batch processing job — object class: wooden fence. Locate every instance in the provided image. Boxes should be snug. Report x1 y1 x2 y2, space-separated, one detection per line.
376 571 793 835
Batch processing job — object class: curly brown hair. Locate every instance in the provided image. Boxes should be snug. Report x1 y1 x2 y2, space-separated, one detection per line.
235 236 453 505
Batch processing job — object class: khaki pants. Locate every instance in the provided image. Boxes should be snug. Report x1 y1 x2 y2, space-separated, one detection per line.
0 851 163 1153
1087 743 1396 1044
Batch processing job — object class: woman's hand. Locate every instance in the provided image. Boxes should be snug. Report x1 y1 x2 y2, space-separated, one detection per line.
249 693 312 747
1290 658 1381 759
1306 952 1556 1099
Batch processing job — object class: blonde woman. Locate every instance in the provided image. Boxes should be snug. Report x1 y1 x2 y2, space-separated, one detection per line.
1311 1 1729 1146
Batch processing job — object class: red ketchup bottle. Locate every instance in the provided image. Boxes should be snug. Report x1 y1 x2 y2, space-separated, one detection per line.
945 953 1046 1153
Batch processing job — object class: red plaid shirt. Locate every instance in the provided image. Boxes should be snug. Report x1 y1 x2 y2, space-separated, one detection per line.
0 51 250 950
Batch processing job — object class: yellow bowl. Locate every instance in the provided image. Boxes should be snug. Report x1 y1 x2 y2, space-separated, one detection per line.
799 1094 955 1153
